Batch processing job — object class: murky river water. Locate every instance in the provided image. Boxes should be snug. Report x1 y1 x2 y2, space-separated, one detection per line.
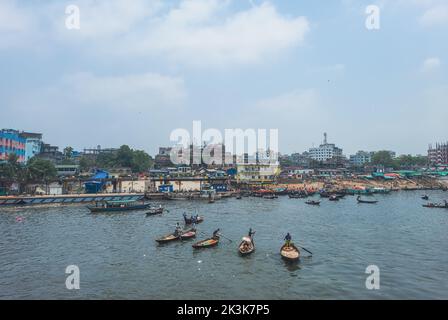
1 191 447 299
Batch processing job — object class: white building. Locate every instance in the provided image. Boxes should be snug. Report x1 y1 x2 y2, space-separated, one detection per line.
309 133 343 162
236 163 281 182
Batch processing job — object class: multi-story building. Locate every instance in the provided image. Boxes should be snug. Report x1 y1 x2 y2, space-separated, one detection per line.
309 133 343 162
0 129 26 163
350 151 373 166
19 132 43 162
428 142 448 165
236 163 281 183
37 143 63 163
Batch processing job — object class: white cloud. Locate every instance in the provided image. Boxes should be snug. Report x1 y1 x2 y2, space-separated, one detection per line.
421 57 441 72
1 0 310 67
0 0 36 48
55 0 163 38
419 5 448 27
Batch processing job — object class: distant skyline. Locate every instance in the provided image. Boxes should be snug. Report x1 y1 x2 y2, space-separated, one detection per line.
1 0 447 156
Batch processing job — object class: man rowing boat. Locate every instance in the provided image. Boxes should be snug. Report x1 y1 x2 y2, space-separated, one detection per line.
212 228 221 240
284 233 292 247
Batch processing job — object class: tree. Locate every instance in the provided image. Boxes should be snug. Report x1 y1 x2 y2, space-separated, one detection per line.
63 146 74 159
27 157 57 182
371 151 395 168
132 150 153 172
116 145 134 168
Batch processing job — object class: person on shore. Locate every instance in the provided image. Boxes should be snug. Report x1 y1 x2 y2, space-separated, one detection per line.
212 228 221 239
284 233 292 247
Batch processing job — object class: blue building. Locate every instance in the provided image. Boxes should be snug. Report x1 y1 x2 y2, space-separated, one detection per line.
19 132 43 162
0 129 26 163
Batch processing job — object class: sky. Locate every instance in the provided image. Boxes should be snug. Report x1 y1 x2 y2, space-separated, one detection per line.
0 0 447 157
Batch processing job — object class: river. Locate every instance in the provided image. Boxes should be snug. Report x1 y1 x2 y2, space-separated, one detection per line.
1 190 447 299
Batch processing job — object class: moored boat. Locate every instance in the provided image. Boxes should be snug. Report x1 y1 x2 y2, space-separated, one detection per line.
280 243 300 262
87 200 150 213
305 200 320 206
421 195 429 200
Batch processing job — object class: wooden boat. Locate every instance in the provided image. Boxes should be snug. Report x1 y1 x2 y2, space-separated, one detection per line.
236 195 242 200
192 236 220 249
184 216 204 225
155 233 179 244
421 195 429 200
238 236 255 256
88 200 150 213
146 207 164 216
180 228 197 240
263 194 278 199
305 200 320 206
422 203 448 209
280 243 300 262
329 195 339 201
357 196 378 204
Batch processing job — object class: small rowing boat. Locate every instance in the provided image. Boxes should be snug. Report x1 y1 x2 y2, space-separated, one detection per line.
88 200 150 213
357 196 378 204
192 236 220 249
184 216 204 225
146 207 164 216
180 228 197 240
421 195 429 200
422 203 448 209
238 236 255 256
155 233 179 244
329 195 339 201
280 243 300 262
305 200 320 206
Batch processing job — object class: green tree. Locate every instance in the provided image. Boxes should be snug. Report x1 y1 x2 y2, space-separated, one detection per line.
27 157 57 182
131 150 153 172
371 151 395 168
116 145 134 168
63 146 74 159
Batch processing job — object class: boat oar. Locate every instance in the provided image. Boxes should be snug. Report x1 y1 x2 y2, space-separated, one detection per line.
296 245 313 255
219 233 233 243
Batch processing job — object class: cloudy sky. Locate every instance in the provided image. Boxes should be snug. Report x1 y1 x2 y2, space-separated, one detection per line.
0 0 447 156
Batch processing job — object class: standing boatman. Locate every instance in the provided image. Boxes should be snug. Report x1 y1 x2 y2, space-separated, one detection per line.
284 233 292 247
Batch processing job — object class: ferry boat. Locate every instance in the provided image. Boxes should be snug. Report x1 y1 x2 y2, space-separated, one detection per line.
87 200 150 213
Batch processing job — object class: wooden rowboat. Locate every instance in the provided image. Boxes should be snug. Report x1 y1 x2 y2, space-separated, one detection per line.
357 196 378 204
146 207 164 216
155 233 179 244
238 236 255 256
305 200 320 206
280 243 300 262
184 216 204 225
192 237 219 249
422 203 448 209
180 229 197 240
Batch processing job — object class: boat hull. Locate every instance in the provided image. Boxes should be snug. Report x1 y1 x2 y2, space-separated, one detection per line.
192 238 219 249
280 244 300 262
88 203 150 213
